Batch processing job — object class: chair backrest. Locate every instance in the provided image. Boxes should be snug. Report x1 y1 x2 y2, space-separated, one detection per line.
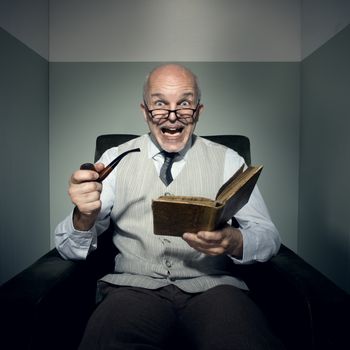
95 134 251 165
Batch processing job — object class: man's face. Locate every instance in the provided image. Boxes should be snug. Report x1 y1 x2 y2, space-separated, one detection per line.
141 66 203 153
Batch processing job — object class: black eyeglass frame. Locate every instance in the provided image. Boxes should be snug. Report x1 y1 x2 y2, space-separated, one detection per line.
143 100 201 124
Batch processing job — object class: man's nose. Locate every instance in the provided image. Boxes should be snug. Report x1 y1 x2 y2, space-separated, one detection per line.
168 110 177 122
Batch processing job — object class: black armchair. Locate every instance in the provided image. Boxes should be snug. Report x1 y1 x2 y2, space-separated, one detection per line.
1 134 348 350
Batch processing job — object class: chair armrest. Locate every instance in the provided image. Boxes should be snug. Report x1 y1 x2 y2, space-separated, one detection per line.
0 249 97 350
240 244 349 350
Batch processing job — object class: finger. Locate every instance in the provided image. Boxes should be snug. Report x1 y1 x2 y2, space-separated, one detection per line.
183 232 231 255
183 232 218 249
72 188 102 210
69 181 102 197
68 183 102 210
70 169 100 184
94 162 105 173
183 231 223 246
80 181 102 193
197 230 224 244
75 189 101 204
183 236 225 256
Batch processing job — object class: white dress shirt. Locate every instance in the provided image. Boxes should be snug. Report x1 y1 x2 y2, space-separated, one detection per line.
55 135 280 271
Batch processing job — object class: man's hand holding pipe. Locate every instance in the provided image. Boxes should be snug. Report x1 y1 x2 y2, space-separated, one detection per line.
68 162 105 231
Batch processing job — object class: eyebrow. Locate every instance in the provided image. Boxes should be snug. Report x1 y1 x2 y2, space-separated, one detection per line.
150 92 195 100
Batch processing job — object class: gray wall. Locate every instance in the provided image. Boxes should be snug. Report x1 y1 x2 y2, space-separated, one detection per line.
50 62 300 252
0 28 49 284
0 0 49 59
301 0 350 58
49 0 301 61
299 24 350 292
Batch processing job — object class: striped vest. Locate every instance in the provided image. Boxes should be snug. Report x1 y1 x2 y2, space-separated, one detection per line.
101 134 247 291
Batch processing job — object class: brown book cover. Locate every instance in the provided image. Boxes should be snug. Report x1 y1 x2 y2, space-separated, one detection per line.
152 164 263 236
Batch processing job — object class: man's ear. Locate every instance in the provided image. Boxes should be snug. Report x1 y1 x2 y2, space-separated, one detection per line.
140 103 148 122
196 104 204 120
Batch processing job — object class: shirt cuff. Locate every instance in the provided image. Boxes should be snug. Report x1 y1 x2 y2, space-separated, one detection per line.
229 227 257 264
57 211 98 259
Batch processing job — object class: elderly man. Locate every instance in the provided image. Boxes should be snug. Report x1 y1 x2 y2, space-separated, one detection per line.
55 64 284 349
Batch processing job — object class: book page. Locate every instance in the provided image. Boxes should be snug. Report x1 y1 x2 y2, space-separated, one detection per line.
156 195 218 207
216 166 263 204
215 164 244 200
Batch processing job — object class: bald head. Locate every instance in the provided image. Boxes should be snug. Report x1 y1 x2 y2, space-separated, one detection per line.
143 64 201 103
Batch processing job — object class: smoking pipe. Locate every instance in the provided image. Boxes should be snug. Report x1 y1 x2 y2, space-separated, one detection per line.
80 148 140 182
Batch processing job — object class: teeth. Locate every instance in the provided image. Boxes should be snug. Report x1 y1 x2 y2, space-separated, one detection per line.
161 127 183 134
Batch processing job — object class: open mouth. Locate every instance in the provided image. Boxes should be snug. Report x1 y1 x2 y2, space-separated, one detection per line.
161 126 184 135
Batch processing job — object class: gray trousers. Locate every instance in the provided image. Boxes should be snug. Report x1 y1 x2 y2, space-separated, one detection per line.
78 283 285 350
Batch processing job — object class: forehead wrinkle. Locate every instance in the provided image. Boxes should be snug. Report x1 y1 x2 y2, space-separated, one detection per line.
149 92 195 104
150 92 194 98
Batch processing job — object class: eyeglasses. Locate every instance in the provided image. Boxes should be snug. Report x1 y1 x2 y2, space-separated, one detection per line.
143 101 200 124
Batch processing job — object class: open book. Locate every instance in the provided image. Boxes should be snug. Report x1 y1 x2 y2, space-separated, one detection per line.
152 165 263 236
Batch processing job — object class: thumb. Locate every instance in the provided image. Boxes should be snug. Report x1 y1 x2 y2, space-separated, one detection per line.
94 162 105 173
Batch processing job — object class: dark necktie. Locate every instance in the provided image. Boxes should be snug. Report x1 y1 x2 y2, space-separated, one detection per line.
159 151 178 186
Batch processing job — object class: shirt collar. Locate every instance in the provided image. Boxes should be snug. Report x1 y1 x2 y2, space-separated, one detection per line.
147 133 193 160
